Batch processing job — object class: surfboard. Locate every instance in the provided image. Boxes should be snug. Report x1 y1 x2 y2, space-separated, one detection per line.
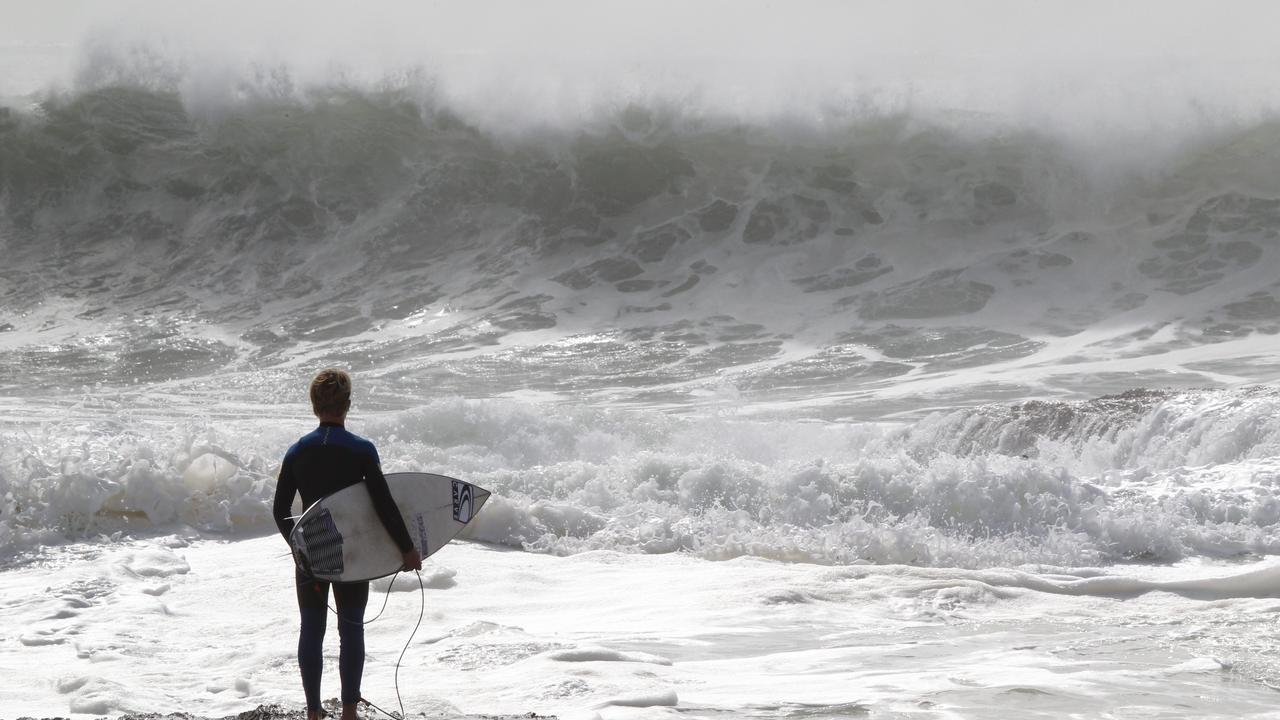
289 472 490 583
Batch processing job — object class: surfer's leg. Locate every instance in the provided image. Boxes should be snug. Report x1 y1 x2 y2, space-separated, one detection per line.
334 581 370 718
297 571 331 716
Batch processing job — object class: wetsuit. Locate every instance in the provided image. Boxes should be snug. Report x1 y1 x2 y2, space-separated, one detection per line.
273 422 413 713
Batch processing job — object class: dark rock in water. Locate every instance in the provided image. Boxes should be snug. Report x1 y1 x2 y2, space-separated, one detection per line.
23 702 559 720
234 706 305 720
20 707 301 720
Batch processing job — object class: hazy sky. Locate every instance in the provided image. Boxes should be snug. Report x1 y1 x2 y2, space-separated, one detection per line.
3 0 1277 139
1 0 1275 60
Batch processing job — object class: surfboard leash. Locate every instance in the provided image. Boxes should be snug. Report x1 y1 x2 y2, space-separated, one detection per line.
327 571 398 627
357 568 426 720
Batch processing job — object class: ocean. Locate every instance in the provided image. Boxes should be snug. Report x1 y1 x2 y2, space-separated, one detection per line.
5 2 1280 718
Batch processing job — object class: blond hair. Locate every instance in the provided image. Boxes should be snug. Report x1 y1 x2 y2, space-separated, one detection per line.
310 368 352 417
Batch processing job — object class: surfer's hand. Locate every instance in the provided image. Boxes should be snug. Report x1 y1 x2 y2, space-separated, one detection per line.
401 549 422 571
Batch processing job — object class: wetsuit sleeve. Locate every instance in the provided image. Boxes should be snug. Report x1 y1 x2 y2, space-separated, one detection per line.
273 455 298 542
363 449 414 553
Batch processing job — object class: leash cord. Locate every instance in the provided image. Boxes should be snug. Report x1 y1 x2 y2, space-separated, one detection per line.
327 571 398 626
358 569 426 720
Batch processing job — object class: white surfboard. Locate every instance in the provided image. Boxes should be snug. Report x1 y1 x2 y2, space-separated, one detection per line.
289 472 490 583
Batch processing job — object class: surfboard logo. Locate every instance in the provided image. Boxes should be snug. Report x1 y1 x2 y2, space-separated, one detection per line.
452 480 474 523
413 513 430 555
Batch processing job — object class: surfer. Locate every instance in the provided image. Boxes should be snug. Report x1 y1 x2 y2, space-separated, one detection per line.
273 368 423 720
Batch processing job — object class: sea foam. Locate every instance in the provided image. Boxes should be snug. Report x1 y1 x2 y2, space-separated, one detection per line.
4 390 1280 568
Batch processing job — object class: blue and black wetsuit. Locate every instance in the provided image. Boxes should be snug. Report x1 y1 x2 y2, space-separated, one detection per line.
273 422 413 713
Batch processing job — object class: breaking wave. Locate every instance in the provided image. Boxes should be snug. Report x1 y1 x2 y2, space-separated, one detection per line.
4 85 1280 414
5 23 1280 569
6 388 1280 568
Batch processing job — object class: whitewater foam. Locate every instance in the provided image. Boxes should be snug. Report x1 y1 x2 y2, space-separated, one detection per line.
4 390 1280 569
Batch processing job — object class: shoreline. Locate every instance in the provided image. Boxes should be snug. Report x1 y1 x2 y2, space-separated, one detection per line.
17 703 558 720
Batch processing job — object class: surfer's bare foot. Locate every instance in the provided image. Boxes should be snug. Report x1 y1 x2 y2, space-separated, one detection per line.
340 703 359 720
307 710 323 720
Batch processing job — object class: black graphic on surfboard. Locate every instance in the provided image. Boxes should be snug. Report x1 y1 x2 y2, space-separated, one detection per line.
452 480 474 523
295 508 344 576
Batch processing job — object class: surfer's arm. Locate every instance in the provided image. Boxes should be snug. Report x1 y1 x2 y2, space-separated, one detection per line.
273 458 298 541
363 453 415 553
